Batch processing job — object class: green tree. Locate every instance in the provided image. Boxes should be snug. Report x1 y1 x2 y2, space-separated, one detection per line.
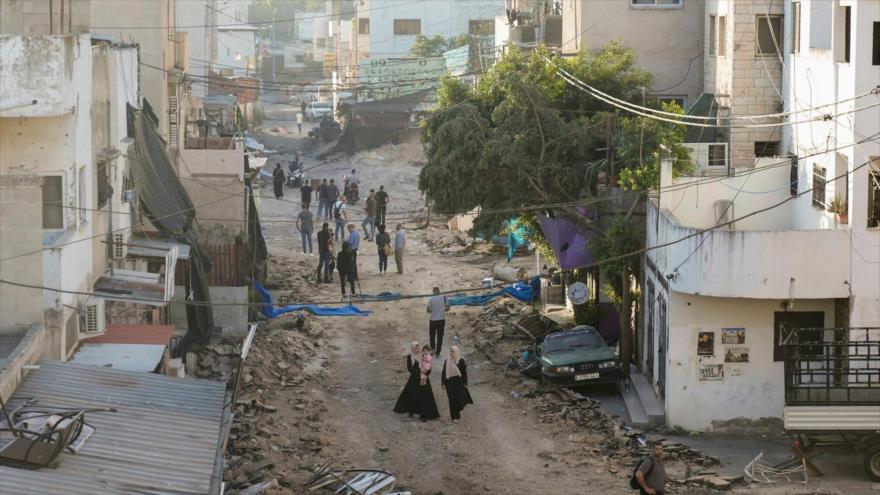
421 43 689 375
410 34 448 58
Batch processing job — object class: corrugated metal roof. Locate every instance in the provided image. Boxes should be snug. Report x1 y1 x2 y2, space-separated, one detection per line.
70 343 166 373
127 236 191 260
0 360 228 495
85 324 176 345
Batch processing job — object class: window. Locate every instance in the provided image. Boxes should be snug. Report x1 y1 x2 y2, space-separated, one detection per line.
837 6 851 63
869 157 880 228
468 20 494 35
631 0 682 7
42 175 63 229
792 2 801 54
790 156 799 196
709 15 716 55
757 15 783 57
393 19 420 35
754 141 780 157
358 18 369 35
718 16 727 57
874 22 880 65
774 311 824 362
77 166 86 224
812 165 826 208
97 161 110 208
708 144 726 168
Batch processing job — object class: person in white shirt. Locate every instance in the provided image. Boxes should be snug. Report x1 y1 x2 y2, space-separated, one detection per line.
296 112 304 134
426 287 449 356
393 224 406 274
332 196 349 242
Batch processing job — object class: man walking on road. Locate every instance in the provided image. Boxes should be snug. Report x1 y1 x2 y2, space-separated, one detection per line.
394 224 406 274
337 241 358 300
316 223 333 283
333 196 349 242
300 181 314 211
363 189 377 241
318 179 329 219
296 111 304 134
375 185 389 226
427 287 449 356
633 443 670 495
296 205 314 254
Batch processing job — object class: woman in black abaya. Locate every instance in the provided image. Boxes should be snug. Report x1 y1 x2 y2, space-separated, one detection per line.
393 342 421 417
441 346 473 423
272 163 285 199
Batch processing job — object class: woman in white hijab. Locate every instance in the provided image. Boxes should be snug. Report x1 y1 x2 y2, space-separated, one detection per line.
440 345 473 423
393 342 422 417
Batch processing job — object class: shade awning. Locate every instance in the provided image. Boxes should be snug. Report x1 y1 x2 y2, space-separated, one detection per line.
684 92 720 143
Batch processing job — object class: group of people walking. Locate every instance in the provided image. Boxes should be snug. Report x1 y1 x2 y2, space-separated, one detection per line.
393 343 473 423
393 287 473 423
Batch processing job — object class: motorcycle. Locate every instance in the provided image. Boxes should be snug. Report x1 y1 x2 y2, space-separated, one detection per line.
345 182 359 204
286 161 305 188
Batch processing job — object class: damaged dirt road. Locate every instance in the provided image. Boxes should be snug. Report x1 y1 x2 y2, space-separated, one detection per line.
227 111 622 494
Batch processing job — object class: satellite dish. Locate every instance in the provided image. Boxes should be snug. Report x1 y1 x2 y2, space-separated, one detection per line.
567 282 589 305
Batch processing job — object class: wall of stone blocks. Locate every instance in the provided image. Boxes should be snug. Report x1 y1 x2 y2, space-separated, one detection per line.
0 175 44 330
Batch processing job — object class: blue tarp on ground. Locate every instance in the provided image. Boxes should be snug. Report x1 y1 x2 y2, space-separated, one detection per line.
255 282 372 318
359 292 403 301
448 280 536 306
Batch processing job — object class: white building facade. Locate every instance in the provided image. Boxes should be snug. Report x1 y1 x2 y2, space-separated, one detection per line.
641 0 880 431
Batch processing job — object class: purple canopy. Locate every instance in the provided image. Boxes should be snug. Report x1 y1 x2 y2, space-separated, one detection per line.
536 209 597 270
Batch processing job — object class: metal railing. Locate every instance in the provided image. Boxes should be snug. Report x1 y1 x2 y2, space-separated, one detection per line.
782 327 880 406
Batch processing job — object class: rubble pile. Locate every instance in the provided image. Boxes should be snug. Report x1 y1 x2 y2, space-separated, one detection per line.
195 311 334 494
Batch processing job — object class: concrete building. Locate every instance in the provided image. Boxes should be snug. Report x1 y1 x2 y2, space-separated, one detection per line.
687 0 785 170
640 0 879 431
91 0 186 147
0 31 141 362
781 0 880 329
352 0 504 63
560 0 705 109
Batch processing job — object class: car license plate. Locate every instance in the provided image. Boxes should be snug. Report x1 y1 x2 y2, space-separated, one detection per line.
575 372 600 381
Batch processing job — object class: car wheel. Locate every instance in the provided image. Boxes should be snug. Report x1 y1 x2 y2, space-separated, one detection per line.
865 444 880 481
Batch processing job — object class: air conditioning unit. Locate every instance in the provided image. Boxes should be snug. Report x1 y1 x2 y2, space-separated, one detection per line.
113 233 128 259
543 15 563 47
714 200 734 228
80 297 106 336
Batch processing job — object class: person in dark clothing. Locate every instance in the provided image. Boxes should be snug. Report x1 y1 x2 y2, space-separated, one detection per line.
337 241 358 298
300 182 314 211
327 179 340 205
375 224 391 274
375 185 389 226
441 346 473 423
272 163 285 199
416 345 441 421
393 341 422 417
634 443 670 495
300 100 307 116
315 223 333 283
318 179 329 219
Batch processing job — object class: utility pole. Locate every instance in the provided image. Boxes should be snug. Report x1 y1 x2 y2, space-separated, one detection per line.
272 8 277 82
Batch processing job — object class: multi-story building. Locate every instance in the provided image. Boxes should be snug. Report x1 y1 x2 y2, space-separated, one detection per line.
351 0 503 64
640 0 880 431
0 19 142 364
687 0 785 171
559 0 705 109
91 0 186 148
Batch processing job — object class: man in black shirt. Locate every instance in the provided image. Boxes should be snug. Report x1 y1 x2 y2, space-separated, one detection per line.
317 179 329 219
315 223 333 283
375 185 389 226
300 182 314 211
337 241 358 299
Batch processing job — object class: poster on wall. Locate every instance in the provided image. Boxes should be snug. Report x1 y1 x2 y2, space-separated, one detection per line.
722 328 746 345
697 332 715 356
725 347 750 363
699 364 724 380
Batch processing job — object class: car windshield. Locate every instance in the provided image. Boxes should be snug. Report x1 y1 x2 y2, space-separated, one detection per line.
312 103 331 108
544 330 604 353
